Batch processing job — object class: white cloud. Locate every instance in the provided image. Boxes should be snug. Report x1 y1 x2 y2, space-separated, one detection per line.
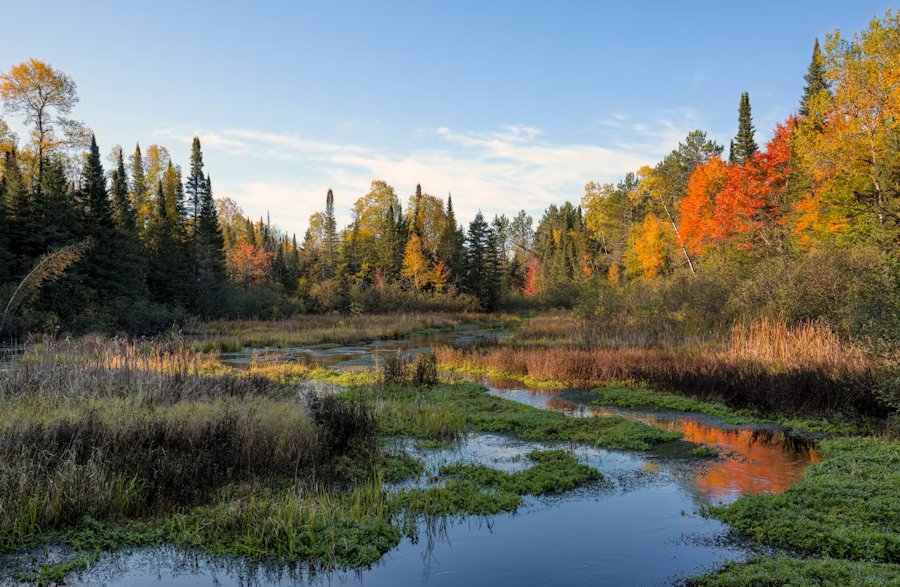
155 116 702 237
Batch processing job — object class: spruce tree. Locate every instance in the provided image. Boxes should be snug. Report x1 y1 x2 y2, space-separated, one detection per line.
324 188 338 277
129 144 149 235
800 39 830 117
464 211 497 309
185 137 206 230
193 174 226 315
0 172 11 285
437 194 465 284
732 92 758 164
3 149 38 276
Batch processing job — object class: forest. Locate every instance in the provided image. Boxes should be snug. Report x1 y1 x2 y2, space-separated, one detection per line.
0 9 897 587
0 14 895 348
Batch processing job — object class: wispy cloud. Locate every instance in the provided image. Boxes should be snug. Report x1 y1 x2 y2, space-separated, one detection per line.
155 116 701 236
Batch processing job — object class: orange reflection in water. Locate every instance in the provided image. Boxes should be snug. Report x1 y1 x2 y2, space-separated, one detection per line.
487 382 821 502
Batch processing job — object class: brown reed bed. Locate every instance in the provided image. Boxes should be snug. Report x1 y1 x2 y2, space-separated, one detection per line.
438 318 891 416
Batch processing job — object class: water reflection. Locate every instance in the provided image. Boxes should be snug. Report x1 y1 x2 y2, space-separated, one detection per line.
485 381 820 503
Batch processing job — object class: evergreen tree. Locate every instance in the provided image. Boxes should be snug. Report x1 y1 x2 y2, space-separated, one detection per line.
800 39 830 117
185 137 206 230
463 211 499 309
732 92 758 164
324 188 338 277
4 149 39 276
193 173 226 314
147 181 191 307
108 148 148 317
437 194 465 284
129 144 150 235
0 170 11 285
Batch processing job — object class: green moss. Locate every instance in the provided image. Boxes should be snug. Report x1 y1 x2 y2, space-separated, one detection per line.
706 437 900 563
348 383 681 450
688 555 900 586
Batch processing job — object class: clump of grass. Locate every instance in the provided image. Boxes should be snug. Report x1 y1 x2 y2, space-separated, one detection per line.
379 352 439 386
691 446 719 458
441 449 602 495
687 555 900 586
705 437 900 563
347 383 680 450
590 386 757 425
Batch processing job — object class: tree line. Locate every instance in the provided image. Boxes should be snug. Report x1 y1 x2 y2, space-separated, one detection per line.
0 12 897 337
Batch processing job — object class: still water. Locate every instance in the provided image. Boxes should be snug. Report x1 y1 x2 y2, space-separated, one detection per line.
30 326 819 586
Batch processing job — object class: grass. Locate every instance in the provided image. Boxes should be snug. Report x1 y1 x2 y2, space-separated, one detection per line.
687 555 900 587
189 312 496 352
704 437 900 565
395 449 602 518
589 386 758 424
436 320 888 417
346 382 682 450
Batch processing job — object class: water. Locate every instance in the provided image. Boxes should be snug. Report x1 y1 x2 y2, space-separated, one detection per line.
12 325 819 586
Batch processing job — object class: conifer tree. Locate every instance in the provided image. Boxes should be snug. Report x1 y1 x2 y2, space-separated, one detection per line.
324 188 338 277
193 174 226 315
0 171 11 285
437 194 465 284
3 149 37 276
800 39 830 117
732 92 758 164
185 137 206 230
464 211 499 309
129 144 150 234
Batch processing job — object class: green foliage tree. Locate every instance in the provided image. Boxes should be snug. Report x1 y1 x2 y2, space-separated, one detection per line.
800 38 830 117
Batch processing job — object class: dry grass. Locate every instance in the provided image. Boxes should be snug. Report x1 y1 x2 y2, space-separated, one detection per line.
189 312 487 352
0 336 379 552
438 319 889 416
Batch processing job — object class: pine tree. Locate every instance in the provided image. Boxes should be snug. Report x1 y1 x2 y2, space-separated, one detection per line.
193 174 226 315
411 183 424 237
464 211 499 309
129 144 150 235
3 149 37 276
111 149 137 234
76 135 126 319
147 180 192 307
437 194 465 284
732 92 758 164
324 188 338 277
800 39 830 117
0 170 11 285
185 137 206 231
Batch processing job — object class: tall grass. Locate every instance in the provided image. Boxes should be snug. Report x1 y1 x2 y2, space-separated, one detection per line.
438 318 890 416
0 337 378 552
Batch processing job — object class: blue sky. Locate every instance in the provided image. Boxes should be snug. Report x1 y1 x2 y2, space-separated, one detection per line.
0 1 893 237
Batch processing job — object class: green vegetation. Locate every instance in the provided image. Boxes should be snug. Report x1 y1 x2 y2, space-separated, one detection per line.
707 438 900 562
347 382 681 450
590 386 757 424
688 555 900 587
699 437 900 583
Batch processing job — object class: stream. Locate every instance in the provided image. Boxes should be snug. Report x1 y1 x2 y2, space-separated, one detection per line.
35 324 820 586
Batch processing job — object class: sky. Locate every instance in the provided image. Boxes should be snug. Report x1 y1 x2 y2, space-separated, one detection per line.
0 1 894 238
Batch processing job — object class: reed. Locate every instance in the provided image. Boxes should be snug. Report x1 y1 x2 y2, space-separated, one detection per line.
437 318 889 416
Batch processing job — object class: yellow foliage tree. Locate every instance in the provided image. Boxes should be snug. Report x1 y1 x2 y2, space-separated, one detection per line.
624 214 668 280
401 233 429 289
